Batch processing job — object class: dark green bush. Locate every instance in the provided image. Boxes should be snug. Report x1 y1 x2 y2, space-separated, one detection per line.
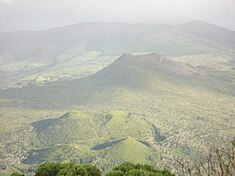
34 162 101 176
106 162 174 176
11 162 173 176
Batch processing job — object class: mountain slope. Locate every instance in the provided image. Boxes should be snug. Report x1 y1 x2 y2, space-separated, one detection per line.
84 53 187 91
31 111 98 147
96 137 159 170
1 21 235 89
0 53 189 107
0 52 234 109
1 21 235 64
23 137 159 171
22 110 162 169
178 21 235 51
31 110 163 147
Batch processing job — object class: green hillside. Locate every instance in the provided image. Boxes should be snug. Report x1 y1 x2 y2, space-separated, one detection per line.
30 110 159 146
87 53 183 91
28 110 162 149
31 111 99 147
23 137 160 173
0 22 235 175
14 110 162 173
1 52 234 110
96 137 159 170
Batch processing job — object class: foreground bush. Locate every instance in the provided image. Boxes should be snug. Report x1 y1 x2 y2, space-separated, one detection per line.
11 162 173 176
106 162 174 176
33 162 101 176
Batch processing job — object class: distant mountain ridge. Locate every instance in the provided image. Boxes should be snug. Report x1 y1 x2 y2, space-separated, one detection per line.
83 53 188 91
1 21 235 64
178 21 235 51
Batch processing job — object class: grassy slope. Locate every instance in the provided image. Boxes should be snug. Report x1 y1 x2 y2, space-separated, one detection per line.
0 53 234 110
14 110 160 173
31 111 99 147
0 53 234 174
1 21 235 175
97 137 159 171
29 110 159 148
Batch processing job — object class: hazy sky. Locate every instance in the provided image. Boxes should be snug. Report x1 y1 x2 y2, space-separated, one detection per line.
1 0 235 32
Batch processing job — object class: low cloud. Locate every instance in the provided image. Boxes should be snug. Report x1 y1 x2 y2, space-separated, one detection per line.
0 0 235 32
0 0 15 4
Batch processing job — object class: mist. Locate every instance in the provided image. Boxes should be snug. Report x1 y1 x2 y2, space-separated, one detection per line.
1 0 235 33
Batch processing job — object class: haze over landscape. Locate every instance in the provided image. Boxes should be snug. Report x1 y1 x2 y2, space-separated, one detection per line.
0 0 235 176
1 0 235 32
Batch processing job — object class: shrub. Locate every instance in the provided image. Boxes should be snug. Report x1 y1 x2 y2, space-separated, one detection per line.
34 162 101 176
106 162 174 176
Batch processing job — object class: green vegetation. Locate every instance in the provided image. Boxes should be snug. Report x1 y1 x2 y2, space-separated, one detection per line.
106 162 173 176
10 162 173 176
98 137 159 170
0 22 235 176
21 111 160 171
34 162 101 176
31 111 99 147
1 21 235 89
10 143 235 176
0 53 234 175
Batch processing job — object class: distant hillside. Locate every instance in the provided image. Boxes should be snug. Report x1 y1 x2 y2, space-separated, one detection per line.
0 53 192 108
1 52 234 109
1 21 235 89
22 110 161 169
1 21 235 64
178 21 235 51
83 53 184 91
30 110 162 148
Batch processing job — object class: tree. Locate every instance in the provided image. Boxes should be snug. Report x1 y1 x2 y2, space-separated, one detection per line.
176 141 235 176
34 162 101 176
106 162 174 176
11 162 173 176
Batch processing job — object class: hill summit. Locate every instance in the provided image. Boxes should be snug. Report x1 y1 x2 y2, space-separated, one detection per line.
93 137 159 170
85 53 186 91
0 52 193 107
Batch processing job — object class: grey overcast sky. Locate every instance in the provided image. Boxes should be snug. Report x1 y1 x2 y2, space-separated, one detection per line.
0 0 235 33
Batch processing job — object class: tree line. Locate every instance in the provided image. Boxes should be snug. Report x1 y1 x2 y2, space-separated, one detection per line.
11 162 173 176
